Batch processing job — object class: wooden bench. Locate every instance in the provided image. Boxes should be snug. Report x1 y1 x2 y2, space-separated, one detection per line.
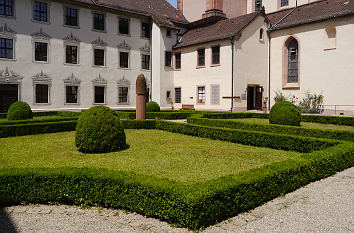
181 104 195 110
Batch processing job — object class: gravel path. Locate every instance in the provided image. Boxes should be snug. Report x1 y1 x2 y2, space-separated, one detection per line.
1 167 353 233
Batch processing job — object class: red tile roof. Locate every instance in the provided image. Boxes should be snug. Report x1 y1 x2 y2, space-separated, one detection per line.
174 11 264 48
69 0 188 25
268 0 354 30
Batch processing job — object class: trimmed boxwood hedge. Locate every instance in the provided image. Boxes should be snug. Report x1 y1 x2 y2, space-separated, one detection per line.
187 116 354 142
0 116 78 126
0 141 353 230
7 102 33 120
269 101 301 126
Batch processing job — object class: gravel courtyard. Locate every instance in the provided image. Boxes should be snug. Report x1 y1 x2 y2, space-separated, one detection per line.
1 167 353 233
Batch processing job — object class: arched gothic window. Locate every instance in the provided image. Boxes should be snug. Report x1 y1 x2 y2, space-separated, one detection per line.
287 39 298 83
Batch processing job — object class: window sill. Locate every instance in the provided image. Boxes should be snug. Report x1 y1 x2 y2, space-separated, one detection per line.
64 63 80 66
282 83 300 90
196 66 206 69
0 58 16 62
65 103 80 105
196 102 206 105
164 66 173 70
31 19 51 25
210 64 220 67
93 103 107 105
118 33 131 37
324 47 336 51
34 60 49 64
63 24 80 29
92 65 107 68
140 69 150 72
174 68 181 71
33 103 51 106
92 29 107 33
259 39 265 43
117 103 130 105
278 6 289 11
140 36 151 40
0 15 16 20
118 67 130 70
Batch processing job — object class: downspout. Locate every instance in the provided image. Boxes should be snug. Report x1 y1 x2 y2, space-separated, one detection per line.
230 36 235 112
268 30 271 111
149 18 153 101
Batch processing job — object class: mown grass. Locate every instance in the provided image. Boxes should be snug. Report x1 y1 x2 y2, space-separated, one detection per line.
0 130 300 184
231 118 354 131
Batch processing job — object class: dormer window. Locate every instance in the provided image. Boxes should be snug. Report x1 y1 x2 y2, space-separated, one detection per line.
255 0 262 11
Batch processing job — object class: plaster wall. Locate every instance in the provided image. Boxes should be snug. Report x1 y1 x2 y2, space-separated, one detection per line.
0 0 156 111
247 0 314 14
269 16 354 113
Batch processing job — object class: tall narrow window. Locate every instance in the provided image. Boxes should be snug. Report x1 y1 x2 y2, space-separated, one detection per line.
197 86 206 104
175 87 181 103
287 39 298 83
211 85 220 105
35 84 49 103
281 0 288 7
118 86 129 104
141 22 151 38
165 51 172 67
259 28 264 41
119 52 129 68
33 1 48 22
166 29 171 37
93 13 105 31
64 7 78 27
35 42 48 62
255 0 262 11
119 17 129 35
66 85 78 104
66 45 78 64
175 53 181 70
141 54 150 70
197 48 205 67
94 48 104 66
0 38 13 59
211 46 220 65
0 0 13 16
94 86 105 104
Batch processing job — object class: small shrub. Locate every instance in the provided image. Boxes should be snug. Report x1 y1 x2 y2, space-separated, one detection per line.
7 101 33 121
269 101 301 126
75 106 126 153
274 90 288 103
146 101 160 112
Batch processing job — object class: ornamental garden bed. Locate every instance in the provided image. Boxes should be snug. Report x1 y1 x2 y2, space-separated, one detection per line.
0 119 354 230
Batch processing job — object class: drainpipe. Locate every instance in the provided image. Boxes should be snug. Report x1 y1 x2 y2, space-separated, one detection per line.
268 31 271 111
149 18 153 101
230 36 235 112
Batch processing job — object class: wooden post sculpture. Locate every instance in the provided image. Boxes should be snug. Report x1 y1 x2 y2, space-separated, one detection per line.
136 74 147 120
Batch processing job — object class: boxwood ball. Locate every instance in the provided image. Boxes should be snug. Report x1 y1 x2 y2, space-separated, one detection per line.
269 101 301 126
75 106 126 153
7 101 33 121
146 101 160 112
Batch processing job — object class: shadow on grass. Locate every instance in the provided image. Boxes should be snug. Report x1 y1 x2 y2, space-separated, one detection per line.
0 208 18 233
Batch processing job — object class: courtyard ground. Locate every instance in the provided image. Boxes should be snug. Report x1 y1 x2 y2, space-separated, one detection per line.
1 166 353 233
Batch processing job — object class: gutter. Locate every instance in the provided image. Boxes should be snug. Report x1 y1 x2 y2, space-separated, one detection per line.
230 36 235 112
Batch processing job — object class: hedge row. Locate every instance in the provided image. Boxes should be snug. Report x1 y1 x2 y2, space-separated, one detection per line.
0 116 78 126
0 111 81 119
0 141 353 229
116 111 196 120
188 117 354 142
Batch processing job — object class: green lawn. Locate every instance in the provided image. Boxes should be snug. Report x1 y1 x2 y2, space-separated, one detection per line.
231 118 354 131
0 130 300 184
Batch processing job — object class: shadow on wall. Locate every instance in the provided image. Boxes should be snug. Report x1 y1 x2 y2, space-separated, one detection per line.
0 208 18 233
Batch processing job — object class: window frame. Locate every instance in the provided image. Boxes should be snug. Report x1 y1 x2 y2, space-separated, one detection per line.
33 40 49 63
197 86 206 104
197 48 205 68
32 71 51 105
210 84 220 105
165 51 173 68
118 50 130 69
0 36 15 60
166 28 171 38
255 0 262 11
93 85 106 105
64 74 81 105
141 21 151 39
117 85 130 105
282 36 300 89
211 45 220 66
63 6 79 28
92 11 106 32
280 0 289 8
141 53 150 70
0 0 15 18
32 0 50 24
174 52 181 70
174 87 181 104
65 85 79 105
118 17 130 36
65 44 79 65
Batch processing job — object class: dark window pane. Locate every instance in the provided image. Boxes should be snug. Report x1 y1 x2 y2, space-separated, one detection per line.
0 0 13 16
118 86 129 103
288 39 299 83
35 42 48 62
197 49 205 66
119 18 129 34
141 22 150 38
166 29 171 37
281 0 288 7
66 45 78 64
94 49 104 66
165 51 172 67
142 54 150 70
198 86 206 103
33 2 48 22
66 86 78 103
175 87 181 103
35 84 49 103
255 0 262 11
94 86 105 103
212 46 220 65
93 13 105 31
65 7 78 26
175 53 181 69
0 38 13 59
119 52 129 68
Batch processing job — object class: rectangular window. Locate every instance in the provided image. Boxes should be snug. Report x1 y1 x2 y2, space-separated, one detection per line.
281 0 288 7
211 46 220 65
119 52 129 68
211 85 220 105
119 17 129 35
175 88 181 103
65 45 78 64
35 42 48 62
0 0 13 16
197 86 206 104
64 7 78 27
165 51 172 67
33 1 48 22
175 53 181 70
66 86 78 104
94 86 105 104
166 29 171 37
93 13 105 31
197 48 205 67
118 86 129 104
94 48 104 66
35 84 49 104
0 38 13 59
141 54 150 70
255 0 262 11
141 22 151 38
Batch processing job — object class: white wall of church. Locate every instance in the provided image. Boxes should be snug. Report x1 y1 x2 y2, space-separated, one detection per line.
0 0 154 111
247 0 315 14
269 16 354 114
